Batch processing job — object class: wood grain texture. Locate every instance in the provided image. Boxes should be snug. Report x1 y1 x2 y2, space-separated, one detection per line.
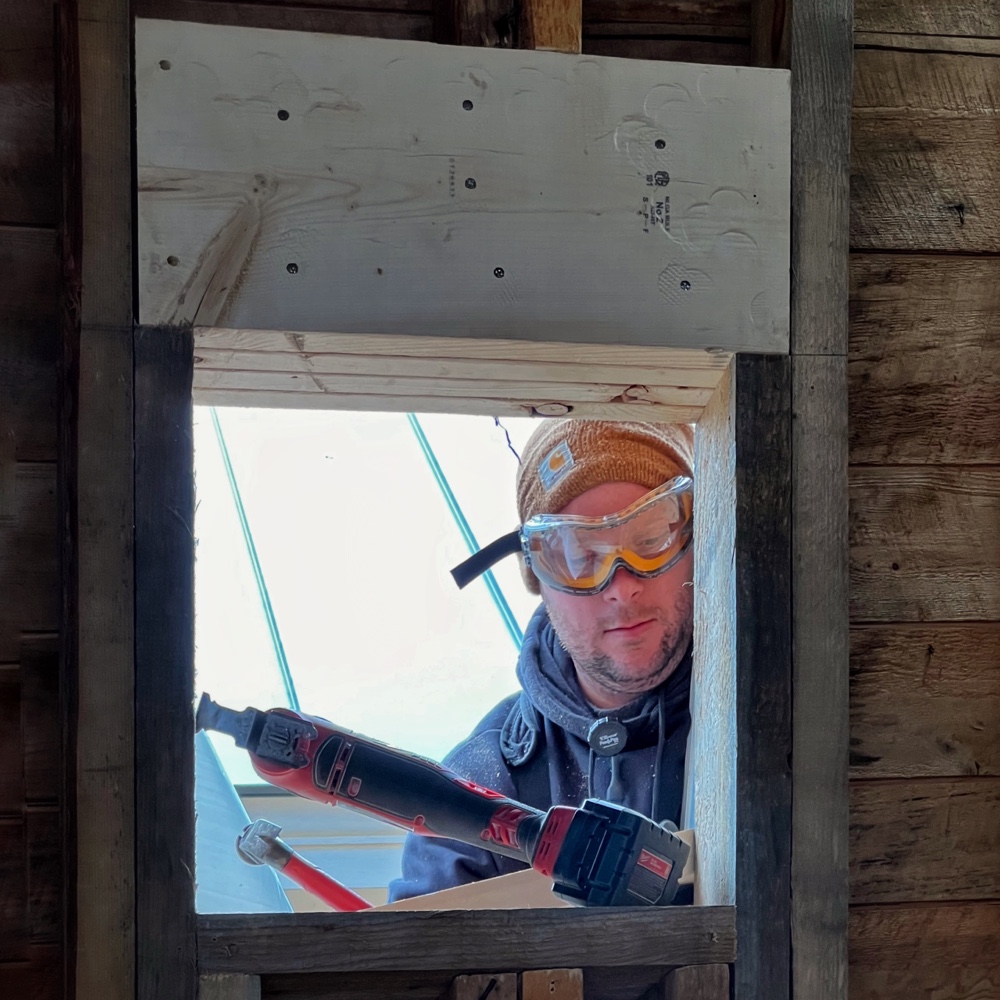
849 255 1000 465
854 0 1000 38
850 902 1000 1000
734 354 791 1000
850 777 1000 903
197 907 737 974
849 467 1000 622
582 36 749 63
751 0 789 68
435 0 518 46
0 0 57 225
662 964 729 1000
0 944 62 998
583 0 748 28
0 464 59 662
521 0 582 52
135 326 196 1000
791 0 851 354
522 969 583 1000
199 974 262 1000
692 363 736 907
135 19 790 354
852 50 1000 253
851 624 1000 779
791 357 849 1000
71 3 136 1000
451 973 517 1000
25 805 61 943
854 31 1000 56
137 0 433 40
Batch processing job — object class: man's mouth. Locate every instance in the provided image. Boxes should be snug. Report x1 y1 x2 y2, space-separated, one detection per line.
605 617 655 635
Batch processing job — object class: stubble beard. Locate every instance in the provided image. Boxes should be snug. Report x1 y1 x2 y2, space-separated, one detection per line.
550 591 694 702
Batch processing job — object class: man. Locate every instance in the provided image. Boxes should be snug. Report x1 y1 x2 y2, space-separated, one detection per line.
388 418 694 902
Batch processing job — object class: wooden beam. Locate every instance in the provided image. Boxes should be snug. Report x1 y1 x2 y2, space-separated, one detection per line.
521 0 582 53
522 969 583 999
135 325 196 1000
199 974 261 1000
786 0 851 999
691 362 736 908
662 964 730 1000
135 19 791 355
62 3 136 1000
196 906 737 974
733 353 792 1000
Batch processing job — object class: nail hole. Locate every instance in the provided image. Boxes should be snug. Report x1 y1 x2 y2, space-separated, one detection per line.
462 99 474 111
287 262 299 274
166 255 179 267
277 109 290 121
494 267 505 278
159 59 172 71
655 139 666 149
465 177 477 189
680 280 691 291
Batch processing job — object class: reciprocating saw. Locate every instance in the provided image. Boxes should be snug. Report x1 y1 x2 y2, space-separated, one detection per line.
196 694 689 907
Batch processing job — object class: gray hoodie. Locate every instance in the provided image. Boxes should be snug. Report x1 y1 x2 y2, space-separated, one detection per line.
387 604 692 902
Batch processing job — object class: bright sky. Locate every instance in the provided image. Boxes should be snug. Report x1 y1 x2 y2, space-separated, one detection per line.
193 406 543 784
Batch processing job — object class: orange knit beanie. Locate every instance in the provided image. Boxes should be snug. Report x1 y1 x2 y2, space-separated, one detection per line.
515 419 694 593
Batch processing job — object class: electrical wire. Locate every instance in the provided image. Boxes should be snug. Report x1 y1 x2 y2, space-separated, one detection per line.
209 407 301 712
406 413 523 650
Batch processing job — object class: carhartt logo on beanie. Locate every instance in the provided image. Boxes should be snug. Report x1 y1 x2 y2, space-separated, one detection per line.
515 419 694 593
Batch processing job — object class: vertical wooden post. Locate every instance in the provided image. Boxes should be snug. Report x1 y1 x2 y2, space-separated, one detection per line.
450 973 517 999
662 964 730 1000
788 0 852 997
63 1 136 999
520 0 583 53
199 974 261 1000
522 969 584 999
734 353 792 1000
135 325 196 1000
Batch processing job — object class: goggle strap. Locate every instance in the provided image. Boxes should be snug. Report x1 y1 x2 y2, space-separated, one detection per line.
450 530 522 590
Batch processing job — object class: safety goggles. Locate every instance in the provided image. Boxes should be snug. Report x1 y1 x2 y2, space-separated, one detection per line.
451 476 693 595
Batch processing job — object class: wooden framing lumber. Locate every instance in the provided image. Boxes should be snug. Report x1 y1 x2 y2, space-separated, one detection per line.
787 2 852 1000
64 1 136 999
191 329 731 422
196 906 737 974
733 353 792 1000
520 0 582 52
662 964 730 1000
135 325 197 1000
135 18 791 355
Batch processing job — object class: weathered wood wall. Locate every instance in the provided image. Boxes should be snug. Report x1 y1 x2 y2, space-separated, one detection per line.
848 3 1000 997
0 0 64 996
4 1 997 999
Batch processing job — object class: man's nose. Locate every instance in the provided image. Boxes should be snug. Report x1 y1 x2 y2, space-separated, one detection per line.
602 565 642 602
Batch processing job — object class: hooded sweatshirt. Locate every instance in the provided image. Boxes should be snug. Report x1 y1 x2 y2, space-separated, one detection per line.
387 605 692 902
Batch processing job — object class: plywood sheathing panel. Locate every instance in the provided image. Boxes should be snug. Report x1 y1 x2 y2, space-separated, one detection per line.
136 18 790 354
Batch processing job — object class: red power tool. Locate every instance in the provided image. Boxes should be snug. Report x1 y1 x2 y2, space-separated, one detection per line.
196 693 689 907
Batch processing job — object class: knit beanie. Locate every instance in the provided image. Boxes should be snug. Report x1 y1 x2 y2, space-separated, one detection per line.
515 419 694 593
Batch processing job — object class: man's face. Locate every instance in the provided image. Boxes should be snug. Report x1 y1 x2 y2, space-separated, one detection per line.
539 481 694 711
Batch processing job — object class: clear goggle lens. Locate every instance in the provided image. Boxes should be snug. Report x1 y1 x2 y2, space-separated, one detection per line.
522 475 693 595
